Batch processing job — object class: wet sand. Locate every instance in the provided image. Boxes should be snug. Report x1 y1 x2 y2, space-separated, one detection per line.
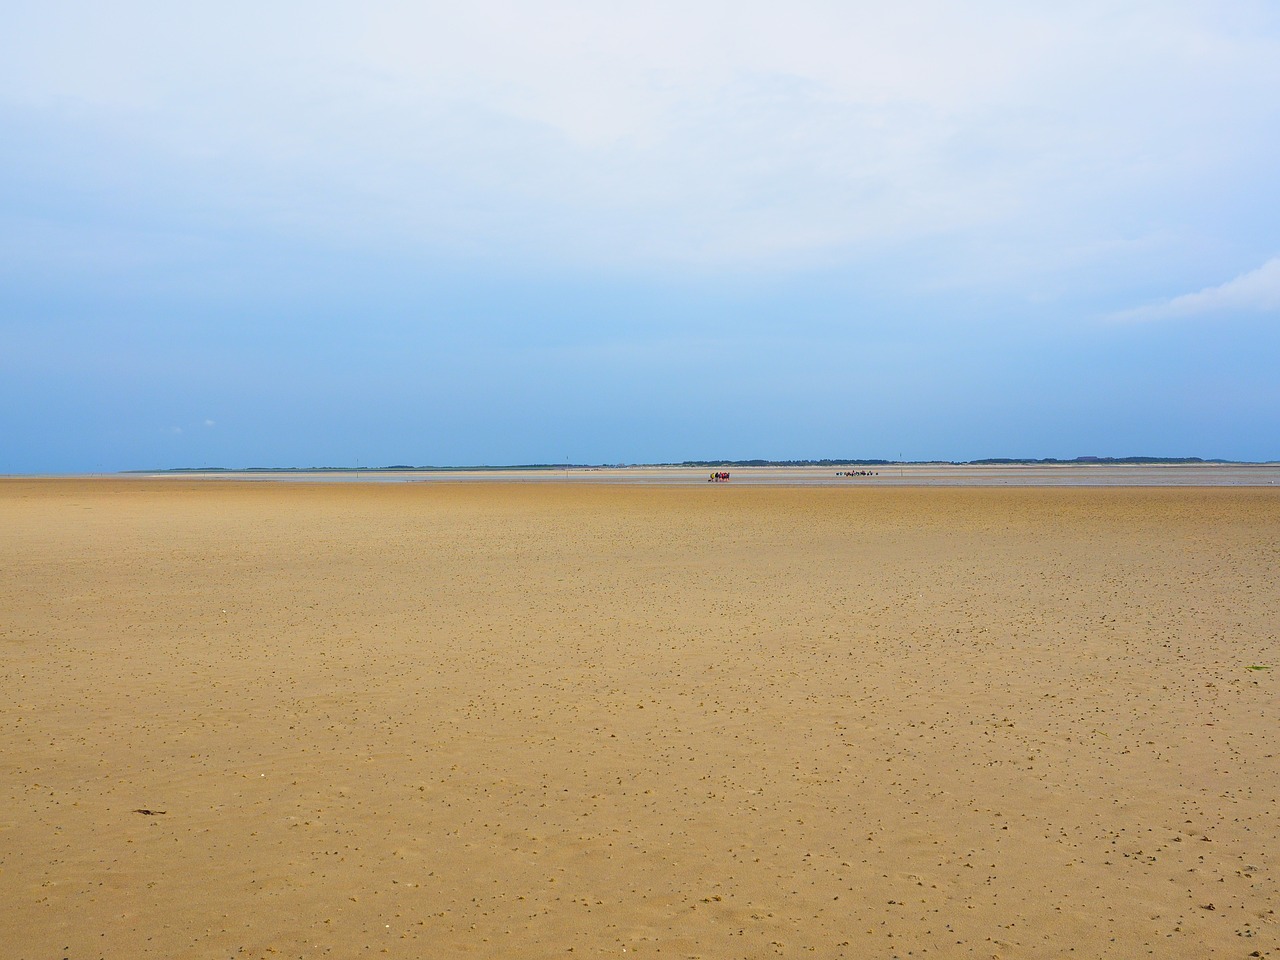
126 463 1280 486
2 479 1276 959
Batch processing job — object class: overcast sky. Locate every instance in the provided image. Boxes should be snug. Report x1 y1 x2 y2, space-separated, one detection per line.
3 1 1278 470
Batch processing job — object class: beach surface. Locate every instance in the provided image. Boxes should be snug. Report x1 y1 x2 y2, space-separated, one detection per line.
2 479 1276 959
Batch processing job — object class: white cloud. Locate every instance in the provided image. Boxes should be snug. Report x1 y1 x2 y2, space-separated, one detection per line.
2 2 1279 273
204 419 216 427
1114 256 1280 322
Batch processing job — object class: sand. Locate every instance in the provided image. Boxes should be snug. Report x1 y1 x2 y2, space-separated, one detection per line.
1 479 1276 959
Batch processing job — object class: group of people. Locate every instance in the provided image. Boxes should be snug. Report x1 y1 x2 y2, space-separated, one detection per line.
836 470 878 477
708 471 731 482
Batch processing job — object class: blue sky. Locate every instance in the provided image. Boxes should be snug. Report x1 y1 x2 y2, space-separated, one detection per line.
3 1 1279 471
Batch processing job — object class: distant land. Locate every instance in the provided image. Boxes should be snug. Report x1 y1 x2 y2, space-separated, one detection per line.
125 456 1275 473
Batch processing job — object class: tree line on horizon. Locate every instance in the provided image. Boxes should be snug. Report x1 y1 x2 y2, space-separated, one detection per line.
127 455 1257 474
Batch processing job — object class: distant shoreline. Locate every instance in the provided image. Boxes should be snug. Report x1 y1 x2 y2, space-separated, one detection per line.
12 462 1267 488
123 456 1275 474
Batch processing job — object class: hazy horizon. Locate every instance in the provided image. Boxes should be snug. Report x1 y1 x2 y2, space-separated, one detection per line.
6 453 1274 478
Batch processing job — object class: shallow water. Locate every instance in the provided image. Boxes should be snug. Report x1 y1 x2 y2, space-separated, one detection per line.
128 463 1280 486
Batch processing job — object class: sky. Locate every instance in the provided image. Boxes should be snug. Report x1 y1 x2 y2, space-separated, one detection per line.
3 1 1279 471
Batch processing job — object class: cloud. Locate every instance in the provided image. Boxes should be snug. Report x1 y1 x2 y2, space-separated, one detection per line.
204 419 216 427
3 2 1278 274
1113 256 1280 322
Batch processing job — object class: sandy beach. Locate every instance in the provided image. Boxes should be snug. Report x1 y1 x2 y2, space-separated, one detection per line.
2 478 1276 959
